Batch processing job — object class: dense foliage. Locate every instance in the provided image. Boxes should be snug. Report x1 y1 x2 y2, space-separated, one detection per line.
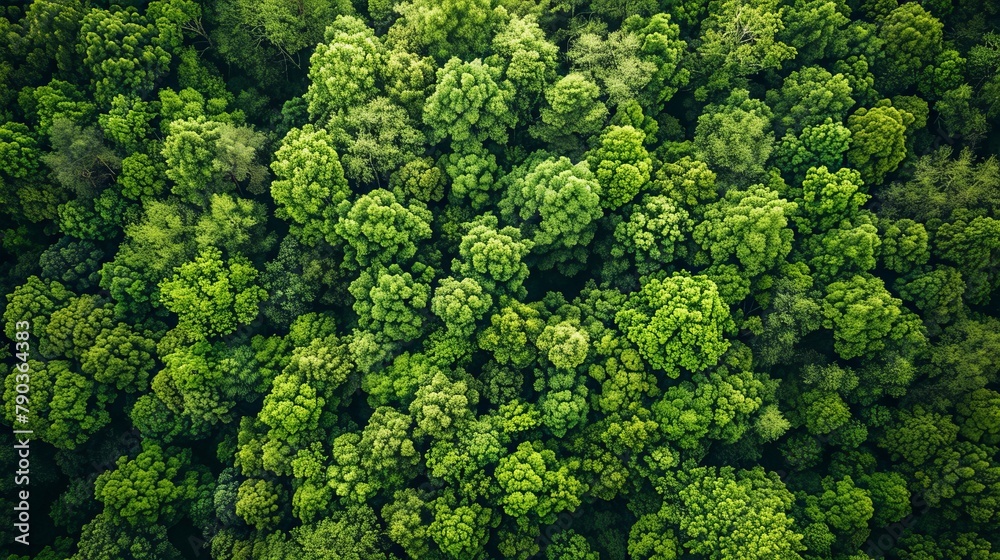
2 0 1000 558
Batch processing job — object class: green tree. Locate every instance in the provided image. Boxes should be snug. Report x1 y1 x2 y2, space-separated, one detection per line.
99 200 197 317
77 2 193 104
383 489 433 558
586 334 660 416
794 166 868 234
478 301 546 368
880 147 1000 223
693 0 796 100
896 532 1000 560
236 478 286 530
615 273 733 377
258 336 354 474
957 389 1000 446
694 184 797 277
537 320 590 373
586 125 652 210
152 340 236 428
210 0 352 90
454 214 533 298
495 441 586 523
163 118 267 205
335 188 434 269
391 156 445 203
294 505 390 559
822 275 925 360
290 444 334 523
779 0 850 64
773 119 852 177
159 117 217 201
694 89 775 182
629 510 682 560
875 3 943 93
72 512 184 560
625 13 690 112
766 66 855 135
305 15 384 122
895 266 966 327
4 359 113 450
880 218 929 273
212 122 270 194
651 350 764 449
423 57 514 147
383 49 437 119
388 0 507 61
487 14 559 125
225 0 349 60
95 440 209 526
0 122 43 219
936 84 990 144
568 14 688 111
441 144 499 210
41 294 115 359
798 475 873 553
270 124 349 245
428 493 493 558
935 213 1000 305
652 156 718 209
22 80 96 137
659 466 805 559
845 99 914 184
81 324 157 392
38 237 104 292
118 151 167 201
99 95 158 153
923 317 1000 399
910 440 1000 525
425 415 504 498
157 86 240 126
409 370 478 439
359 407 421 490
363 351 438 408
350 263 434 343
3 275 74 341
56 193 125 242
529 73 608 153
858 471 911 527
330 97 424 184
499 156 603 273
432 276 493 336
19 0 86 77
802 215 881 282
919 49 967 100
611 194 692 276
158 247 267 338
42 118 120 198
195 193 273 257
546 530 599 560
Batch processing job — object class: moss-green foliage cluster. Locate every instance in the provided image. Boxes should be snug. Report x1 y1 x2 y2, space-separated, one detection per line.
3 0 1000 558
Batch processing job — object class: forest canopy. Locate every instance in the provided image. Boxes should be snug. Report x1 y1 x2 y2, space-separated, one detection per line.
2 0 1000 559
